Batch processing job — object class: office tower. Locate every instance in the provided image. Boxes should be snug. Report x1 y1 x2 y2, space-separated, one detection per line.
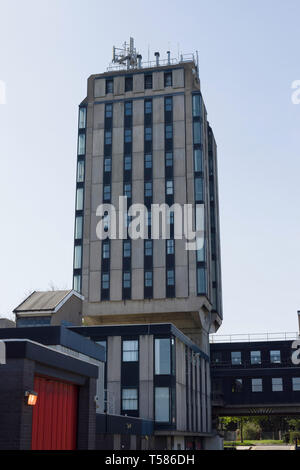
73 39 222 351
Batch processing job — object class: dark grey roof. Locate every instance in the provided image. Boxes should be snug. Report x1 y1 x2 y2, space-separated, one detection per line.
13 290 82 314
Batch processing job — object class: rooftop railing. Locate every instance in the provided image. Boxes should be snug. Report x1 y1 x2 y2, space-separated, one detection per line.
106 53 196 72
209 332 299 344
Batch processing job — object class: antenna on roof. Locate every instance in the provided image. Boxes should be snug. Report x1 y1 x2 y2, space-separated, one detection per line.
111 37 141 70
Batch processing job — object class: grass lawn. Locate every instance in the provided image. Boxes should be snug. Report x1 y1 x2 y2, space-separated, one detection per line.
224 440 284 447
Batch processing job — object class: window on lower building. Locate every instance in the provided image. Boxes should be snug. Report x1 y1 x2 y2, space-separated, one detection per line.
79 107 87 129
232 378 243 393
270 350 281 364
272 378 283 392
250 351 261 365
194 148 203 172
155 387 170 422
155 338 171 375
195 177 204 202
103 185 111 201
212 351 222 365
252 378 263 392
164 72 172 87
145 100 152 114
124 183 132 199
122 388 138 411
293 378 300 391
145 181 152 198
193 121 202 145
165 124 173 140
105 130 112 145
165 96 172 112
231 351 242 365
145 127 152 142
106 79 113 94
125 77 133 92
197 267 206 295
122 340 138 362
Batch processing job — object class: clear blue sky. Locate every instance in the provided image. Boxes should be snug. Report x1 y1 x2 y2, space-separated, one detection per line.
0 0 300 334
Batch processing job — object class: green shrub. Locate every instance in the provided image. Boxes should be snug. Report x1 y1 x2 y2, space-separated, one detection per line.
243 422 261 440
289 432 300 444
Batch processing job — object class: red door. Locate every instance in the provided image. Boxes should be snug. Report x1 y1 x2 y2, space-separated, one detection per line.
31 376 78 450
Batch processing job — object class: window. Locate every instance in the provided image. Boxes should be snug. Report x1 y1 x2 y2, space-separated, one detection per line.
212 351 222 365
192 94 202 117
193 121 202 144
155 338 171 375
147 211 152 227
125 76 133 92
155 388 170 422
125 101 132 116
252 378 263 392
195 177 204 202
123 240 131 258
124 128 132 143
272 378 283 392
145 127 152 141
196 239 205 262
106 79 113 94
76 187 84 211
166 180 174 196
104 157 112 173
167 269 175 286
145 271 153 287
167 239 175 255
103 185 111 201
77 160 85 182
102 272 110 290
123 271 131 289
251 351 261 365
74 245 82 269
145 100 152 114
124 183 132 199
75 216 83 240
105 103 113 118
123 340 138 362
293 378 300 391
231 351 242 365
145 240 153 256
165 152 173 167
73 274 81 293
197 267 206 295
168 211 174 225
165 124 173 140
145 153 152 169
105 130 112 145
102 241 110 259
144 74 152 89
270 350 281 364
145 181 152 198
232 378 243 393
122 388 138 411
124 154 132 171
79 107 86 129
165 97 172 112
164 72 172 87
78 133 86 155
194 148 203 172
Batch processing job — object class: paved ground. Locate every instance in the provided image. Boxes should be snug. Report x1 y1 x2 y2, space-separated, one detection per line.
236 445 294 451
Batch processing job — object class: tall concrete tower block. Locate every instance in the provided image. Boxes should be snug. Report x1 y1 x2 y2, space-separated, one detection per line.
73 43 222 352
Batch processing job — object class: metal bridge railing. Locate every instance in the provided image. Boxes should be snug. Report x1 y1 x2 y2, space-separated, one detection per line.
210 332 299 344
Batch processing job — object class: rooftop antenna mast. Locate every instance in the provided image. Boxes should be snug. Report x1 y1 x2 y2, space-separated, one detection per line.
112 37 141 69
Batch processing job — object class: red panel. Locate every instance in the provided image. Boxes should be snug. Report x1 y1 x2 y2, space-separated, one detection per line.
31 376 78 450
